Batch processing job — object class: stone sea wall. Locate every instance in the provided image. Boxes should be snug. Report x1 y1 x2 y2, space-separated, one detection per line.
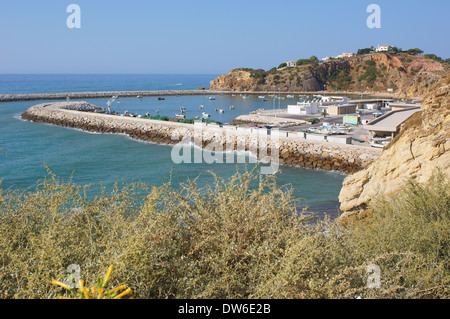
21 102 382 174
0 90 222 102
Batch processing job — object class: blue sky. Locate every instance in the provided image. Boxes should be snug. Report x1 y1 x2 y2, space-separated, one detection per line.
0 0 448 74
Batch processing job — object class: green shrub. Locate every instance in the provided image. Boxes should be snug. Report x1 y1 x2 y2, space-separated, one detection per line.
0 168 448 299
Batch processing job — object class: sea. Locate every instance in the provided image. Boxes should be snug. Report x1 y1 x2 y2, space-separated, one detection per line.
0 74 346 217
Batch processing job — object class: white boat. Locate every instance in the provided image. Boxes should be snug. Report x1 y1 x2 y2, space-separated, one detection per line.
219 109 224 113
370 141 385 148
229 105 235 109
258 96 266 99
287 95 294 98
176 114 186 119
200 105 204 109
202 112 211 119
369 138 391 148
180 106 186 113
209 97 215 100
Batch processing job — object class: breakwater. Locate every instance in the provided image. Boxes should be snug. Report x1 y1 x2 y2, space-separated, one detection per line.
0 89 396 103
0 90 224 102
21 102 382 174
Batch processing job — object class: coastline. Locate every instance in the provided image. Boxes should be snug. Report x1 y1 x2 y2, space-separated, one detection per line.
21 101 382 174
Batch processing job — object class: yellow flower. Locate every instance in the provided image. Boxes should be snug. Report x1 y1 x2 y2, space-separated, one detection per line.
114 288 132 299
52 265 133 299
102 266 114 288
106 284 127 295
52 280 71 290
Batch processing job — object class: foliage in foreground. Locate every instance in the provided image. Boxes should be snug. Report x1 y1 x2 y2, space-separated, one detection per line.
52 266 133 299
0 169 448 299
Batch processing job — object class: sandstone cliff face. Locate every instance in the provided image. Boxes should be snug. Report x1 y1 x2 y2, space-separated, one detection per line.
210 53 448 98
210 70 259 91
339 75 450 213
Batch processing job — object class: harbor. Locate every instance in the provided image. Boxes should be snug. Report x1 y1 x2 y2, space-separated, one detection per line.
21 101 382 174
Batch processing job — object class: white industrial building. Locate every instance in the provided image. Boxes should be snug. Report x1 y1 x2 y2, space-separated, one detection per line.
288 102 320 115
287 97 350 115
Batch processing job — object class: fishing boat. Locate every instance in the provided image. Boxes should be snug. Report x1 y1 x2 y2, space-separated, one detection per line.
370 138 391 148
202 112 211 119
209 97 215 100
218 109 224 113
369 140 385 148
200 105 204 109
229 105 235 110
176 114 186 119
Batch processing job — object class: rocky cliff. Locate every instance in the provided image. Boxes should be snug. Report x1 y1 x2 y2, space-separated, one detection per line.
210 53 448 98
339 75 450 214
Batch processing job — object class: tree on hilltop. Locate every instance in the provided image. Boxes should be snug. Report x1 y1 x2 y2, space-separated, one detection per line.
407 48 424 55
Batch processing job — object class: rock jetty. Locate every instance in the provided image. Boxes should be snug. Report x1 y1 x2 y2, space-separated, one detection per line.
0 90 223 102
21 101 382 174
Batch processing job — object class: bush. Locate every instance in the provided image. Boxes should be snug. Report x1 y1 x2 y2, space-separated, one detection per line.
328 65 353 90
357 48 373 55
0 168 448 299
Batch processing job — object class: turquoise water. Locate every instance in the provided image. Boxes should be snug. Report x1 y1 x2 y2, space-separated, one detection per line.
0 75 346 216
